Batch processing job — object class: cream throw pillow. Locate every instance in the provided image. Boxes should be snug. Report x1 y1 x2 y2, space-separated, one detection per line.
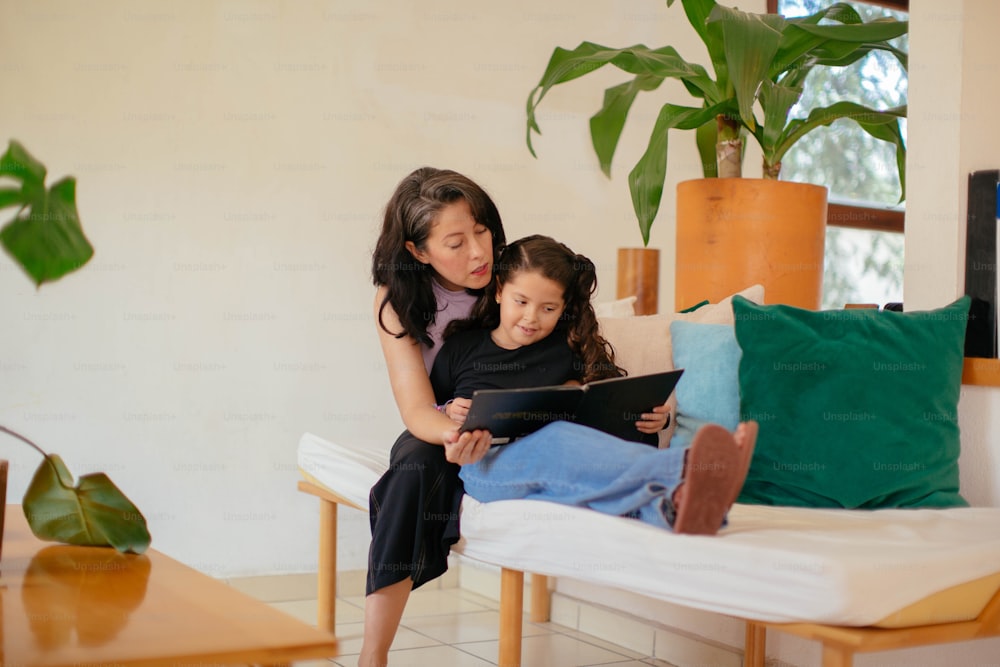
598 284 764 377
593 295 637 318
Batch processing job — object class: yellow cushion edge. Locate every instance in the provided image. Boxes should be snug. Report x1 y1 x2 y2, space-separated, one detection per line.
298 468 368 511
872 571 1000 628
300 468 325 489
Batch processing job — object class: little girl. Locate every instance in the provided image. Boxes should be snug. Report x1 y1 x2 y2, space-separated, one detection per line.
432 235 756 534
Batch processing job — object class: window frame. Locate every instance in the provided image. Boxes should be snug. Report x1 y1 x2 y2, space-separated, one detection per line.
766 0 907 233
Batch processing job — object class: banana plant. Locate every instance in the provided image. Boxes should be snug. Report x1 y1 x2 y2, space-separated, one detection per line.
525 0 908 245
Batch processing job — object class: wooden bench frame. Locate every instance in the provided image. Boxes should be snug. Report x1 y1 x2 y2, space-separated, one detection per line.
298 480 1000 667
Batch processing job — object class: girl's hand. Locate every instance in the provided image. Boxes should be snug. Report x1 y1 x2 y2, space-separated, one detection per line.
635 403 671 434
443 397 472 425
443 428 492 465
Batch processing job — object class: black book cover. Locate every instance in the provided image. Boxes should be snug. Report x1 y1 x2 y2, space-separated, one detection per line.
461 369 684 446
964 169 999 358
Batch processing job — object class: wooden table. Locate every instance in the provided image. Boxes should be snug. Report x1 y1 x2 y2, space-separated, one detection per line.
0 505 338 666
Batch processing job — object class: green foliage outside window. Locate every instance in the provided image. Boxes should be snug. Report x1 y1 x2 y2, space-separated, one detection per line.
777 0 907 308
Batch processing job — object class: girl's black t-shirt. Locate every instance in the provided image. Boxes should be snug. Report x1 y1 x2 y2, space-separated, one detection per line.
429 328 582 405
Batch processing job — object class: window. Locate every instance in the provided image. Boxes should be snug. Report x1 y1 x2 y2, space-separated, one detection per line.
768 0 908 308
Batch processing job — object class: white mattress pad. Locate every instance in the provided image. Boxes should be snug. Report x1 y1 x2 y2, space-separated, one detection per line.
297 432 1000 625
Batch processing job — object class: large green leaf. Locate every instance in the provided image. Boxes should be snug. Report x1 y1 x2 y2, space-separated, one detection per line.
1 177 94 286
791 17 909 43
803 2 864 25
628 100 733 244
23 454 152 554
673 0 727 84
811 42 907 71
0 139 47 192
695 118 718 178
708 5 784 131
0 187 25 209
770 4 864 82
853 107 907 202
792 7 907 72
0 140 94 286
590 74 665 176
776 102 907 200
770 35 830 85
526 42 714 156
758 80 804 162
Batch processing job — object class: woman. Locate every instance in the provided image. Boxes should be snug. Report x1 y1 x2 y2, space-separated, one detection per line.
363 168 668 667
363 167 502 667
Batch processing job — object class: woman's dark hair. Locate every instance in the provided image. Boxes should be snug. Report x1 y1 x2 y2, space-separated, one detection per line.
372 167 506 347
453 234 623 383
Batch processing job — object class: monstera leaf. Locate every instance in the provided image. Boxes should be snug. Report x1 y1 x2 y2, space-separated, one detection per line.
2 425 151 554
0 139 94 286
23 454 151 554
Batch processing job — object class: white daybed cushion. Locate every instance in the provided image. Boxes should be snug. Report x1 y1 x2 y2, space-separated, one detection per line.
457 497 1000 625
297 432 388 508
298 432 1000 626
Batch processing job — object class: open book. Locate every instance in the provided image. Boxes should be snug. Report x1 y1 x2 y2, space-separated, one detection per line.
460 369 684 446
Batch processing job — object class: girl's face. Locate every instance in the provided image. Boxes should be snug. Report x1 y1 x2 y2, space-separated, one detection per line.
405 199 493 291
492 270 566 350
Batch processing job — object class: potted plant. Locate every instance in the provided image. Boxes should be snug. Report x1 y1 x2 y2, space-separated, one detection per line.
1 139 150 556
525 0 907 309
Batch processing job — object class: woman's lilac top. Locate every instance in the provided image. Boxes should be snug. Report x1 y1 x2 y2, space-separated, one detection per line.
421 279 478 373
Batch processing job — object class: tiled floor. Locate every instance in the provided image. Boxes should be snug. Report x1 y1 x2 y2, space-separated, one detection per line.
231 574 677 667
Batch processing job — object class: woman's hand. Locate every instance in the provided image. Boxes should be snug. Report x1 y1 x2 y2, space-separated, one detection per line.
635 402 671 434
442 397 472 425
443 428 492 465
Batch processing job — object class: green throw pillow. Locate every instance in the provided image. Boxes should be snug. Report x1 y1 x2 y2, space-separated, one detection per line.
732 295 970 509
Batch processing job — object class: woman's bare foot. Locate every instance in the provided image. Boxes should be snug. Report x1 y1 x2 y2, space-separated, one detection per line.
358 577 412 667
671 421 758 535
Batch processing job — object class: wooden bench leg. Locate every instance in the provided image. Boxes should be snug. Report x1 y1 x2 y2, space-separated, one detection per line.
744 621 766 667
822 644 854 667
529 574 550 622
316 498 338 634
499 568 524 667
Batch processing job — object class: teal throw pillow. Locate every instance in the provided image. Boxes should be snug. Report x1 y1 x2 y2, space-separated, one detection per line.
669 321 741 449
732 295 970 509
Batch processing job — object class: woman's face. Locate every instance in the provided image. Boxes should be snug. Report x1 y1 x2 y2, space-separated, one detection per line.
406 199 493 291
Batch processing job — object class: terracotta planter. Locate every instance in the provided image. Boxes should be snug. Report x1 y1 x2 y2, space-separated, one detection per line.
675 178 827 311
617 247 660 315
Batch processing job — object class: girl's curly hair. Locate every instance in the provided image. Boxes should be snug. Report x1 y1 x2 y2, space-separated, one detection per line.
449 234 623 383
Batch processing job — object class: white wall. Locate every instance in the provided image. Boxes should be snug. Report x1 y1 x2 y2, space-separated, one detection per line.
0 0 720 576
4 1 998 664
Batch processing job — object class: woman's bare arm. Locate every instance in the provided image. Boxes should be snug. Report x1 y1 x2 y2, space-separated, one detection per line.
373 288 491 463
374 286 454 443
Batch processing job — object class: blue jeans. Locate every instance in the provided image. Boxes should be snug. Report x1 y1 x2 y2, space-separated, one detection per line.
458 421 687 529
